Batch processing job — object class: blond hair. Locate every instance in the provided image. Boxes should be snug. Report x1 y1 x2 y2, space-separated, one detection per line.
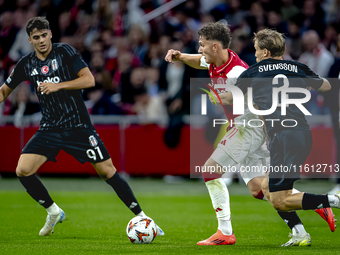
254 29 285 57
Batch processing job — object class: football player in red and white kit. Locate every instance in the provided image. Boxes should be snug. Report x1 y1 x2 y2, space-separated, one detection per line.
165 22 335 246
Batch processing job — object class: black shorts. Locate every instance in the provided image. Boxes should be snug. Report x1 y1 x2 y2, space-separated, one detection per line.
22 128 111 164
268 129 313 192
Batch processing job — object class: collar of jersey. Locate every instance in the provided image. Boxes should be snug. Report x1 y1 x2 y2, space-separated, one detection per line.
212 49 234 74
34 44 54 62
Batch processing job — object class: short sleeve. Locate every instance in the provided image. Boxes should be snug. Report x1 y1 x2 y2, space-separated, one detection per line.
62 44 88 75
200 56 210 69
301 64 324 90
5 58 28 90
234 69 250 94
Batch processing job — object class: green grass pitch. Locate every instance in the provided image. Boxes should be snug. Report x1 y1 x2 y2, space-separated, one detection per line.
0 177 339 254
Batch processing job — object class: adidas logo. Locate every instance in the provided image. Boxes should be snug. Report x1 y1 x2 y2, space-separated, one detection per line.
129 202 138 209
31 69 38 76
38 200 45 205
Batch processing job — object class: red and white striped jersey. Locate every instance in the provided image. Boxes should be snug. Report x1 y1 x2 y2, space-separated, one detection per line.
199 49 258 126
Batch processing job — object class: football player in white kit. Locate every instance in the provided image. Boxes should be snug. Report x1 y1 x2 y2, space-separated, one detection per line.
165 22 335 245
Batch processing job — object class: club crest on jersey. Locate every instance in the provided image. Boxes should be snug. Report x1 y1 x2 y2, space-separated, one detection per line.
89 135 98 147
41 66 49 74
52 59 58 71
216 77 225 84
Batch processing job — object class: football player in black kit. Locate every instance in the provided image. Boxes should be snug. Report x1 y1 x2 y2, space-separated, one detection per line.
0 17 164 237
215 28 339 246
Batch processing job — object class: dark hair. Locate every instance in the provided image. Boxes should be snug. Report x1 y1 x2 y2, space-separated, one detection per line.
198 22 232 49
254 29 285 57
26 17 50 36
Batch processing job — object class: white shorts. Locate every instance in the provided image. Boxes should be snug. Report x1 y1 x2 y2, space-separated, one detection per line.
210 125 269 185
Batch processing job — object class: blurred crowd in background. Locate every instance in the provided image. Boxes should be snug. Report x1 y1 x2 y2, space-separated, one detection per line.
0 0 339 132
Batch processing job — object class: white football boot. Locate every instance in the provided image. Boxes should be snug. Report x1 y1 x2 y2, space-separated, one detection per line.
281 233 311 247
328 184 340 195
39 208 65 236
156 225 165 236
335 191 340 207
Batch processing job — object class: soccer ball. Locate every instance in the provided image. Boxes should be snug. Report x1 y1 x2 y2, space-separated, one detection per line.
126 216 157 244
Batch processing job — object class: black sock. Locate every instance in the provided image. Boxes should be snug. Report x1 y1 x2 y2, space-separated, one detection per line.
105 172 142 215
302 193 330 210
18 174 54 208
278 211 302 229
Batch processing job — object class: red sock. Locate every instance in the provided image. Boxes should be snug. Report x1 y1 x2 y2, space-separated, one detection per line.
255 190 265 200
202 172 222 182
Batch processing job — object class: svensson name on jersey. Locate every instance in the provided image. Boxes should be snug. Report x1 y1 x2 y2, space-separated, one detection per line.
258 63 298 73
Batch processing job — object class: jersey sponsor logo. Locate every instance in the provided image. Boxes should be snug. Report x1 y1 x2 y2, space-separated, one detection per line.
51 59 58 71
89 135 98 147
36 76 60 86
31 69 38 76
41 65 49 74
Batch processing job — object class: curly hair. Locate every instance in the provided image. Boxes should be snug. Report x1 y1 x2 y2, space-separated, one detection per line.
254 29 285 57
198 22 232 49
26 16 50 36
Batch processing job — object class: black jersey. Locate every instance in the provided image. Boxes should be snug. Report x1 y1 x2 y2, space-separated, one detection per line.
234 58 324 136
5 43 93 130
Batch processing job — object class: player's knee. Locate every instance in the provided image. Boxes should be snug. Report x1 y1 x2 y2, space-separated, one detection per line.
250 190 259 198
95 162 117 180
99 169 116 180
16 166 33 177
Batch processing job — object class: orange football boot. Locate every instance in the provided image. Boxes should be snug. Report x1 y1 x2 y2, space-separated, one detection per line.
197 230 236 245
315 207 336 232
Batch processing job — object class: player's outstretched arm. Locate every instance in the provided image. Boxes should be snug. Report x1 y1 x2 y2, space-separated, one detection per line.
164 49 206 70
318 78 331 92
38 67 95 95
0 84 13 103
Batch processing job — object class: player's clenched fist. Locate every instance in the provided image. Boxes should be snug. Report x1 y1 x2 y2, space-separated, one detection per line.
38 82 59 95
164 49 182 64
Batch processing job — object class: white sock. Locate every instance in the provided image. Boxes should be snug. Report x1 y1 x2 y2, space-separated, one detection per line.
205 178 233 235
46 202 60 215
286 189 308 236
292 223 307 236
137 211 146 217
292 188 300 194
218 219 233 235
328 195 340 208
137 211 160 231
